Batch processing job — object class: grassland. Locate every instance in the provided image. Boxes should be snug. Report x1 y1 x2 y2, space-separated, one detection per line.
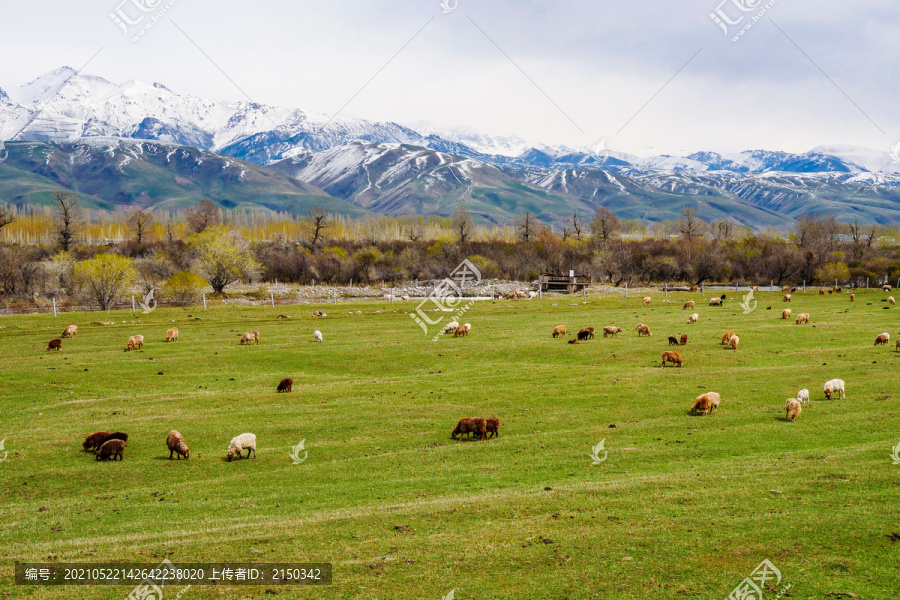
0 289 899 599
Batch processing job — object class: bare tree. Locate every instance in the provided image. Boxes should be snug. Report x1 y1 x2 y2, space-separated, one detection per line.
53 190 82 251
306 206 329 248
570 211 583 240
0 204 13 231
590 206 620 243
186 199 221 234
516 212 536 242
126 209 155 244
712 220 734 241
678 206 705 242
403 216 426 242
450 203 474 244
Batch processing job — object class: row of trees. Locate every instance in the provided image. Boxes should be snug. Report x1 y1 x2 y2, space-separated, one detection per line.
1 195 899 310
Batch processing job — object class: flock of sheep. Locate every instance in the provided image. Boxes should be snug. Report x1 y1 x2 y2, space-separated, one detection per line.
549 286 892 422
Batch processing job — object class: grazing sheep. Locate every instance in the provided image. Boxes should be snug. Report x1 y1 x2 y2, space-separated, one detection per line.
401 295 410 301
96 439 126 461
689 285 698 292
277 378 293 393
797 389 810 403
833 287 841 293
485 418 501 439
636 323 652 337
687 313 699 324
884 285 893 292
602 326 623 337
568 338 578 345
850 294 855 302
100 432 129 446
444 321 460 333
451 417 487 441
47 338 62 351
527 291 538 299
875 332 890 346
823 379 846 400
83 431 111 451
240 331 260 345
166 430 190 460
515 291 526 299
691 392 721 416
709 297 722 307
62 325 78 338
781 308 792 319
166 327 179 342
552 325 567 338
312 310 326 317
314 330 323 342
683 300 695 310
819 288 826 295
728 335 739 350
680 333 688 346
896 339 900 351
668 336 679 346
578 327 595 340
227 433 257 461
721 331 735 345
781 286 791 293
795 313 810 324
642 296 651 306
890 296 896 306
783 294 791 302
125 335 144 351
661 351 684 368
454 323 471 338
785 398 802 422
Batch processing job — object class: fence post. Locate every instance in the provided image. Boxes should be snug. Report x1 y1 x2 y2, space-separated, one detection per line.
803 280 806 292
866 277 869 290
665 282 668 298
391 289 394 303
625 282 628 298
132 296 135 316
270 291 275 307
539 287 543 300
333 289 337 306
770 280 773 292
52 298 57 317
203 293 207 310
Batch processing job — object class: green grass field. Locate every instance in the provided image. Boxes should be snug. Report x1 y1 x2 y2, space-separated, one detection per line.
1 290 899 599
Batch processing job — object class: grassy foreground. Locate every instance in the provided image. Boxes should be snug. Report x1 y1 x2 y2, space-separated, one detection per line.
0 289 899 599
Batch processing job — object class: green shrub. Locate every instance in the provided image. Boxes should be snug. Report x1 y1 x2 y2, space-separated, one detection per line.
163 271 207 306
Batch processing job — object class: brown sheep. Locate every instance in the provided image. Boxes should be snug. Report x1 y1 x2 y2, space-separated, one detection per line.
661 351 684 367
636 323 652 337
833 286 841 293
578 327 595 340
680 333 688 346
568 338 578 344
454 323 471 338
240 331 260 345
61 325 78 338
850 294 855 302
691 392 720 416
485 418 501 439
781 308 792 319
896 339 900 352
819 288 826 295
166 430 190 459
721 331 735 345
552 325 567 338
781 286 791 293
47 338 62 351
166 327 179 342
795 313 810 324
875 332 890 346
452 417 487 441
683 300 695 310
668 336 679 346
96 439 126 461
642 296 651 306
100 432 129 446
277 378 293 393
689 285 698 292
82 431 111 451
728 335 740 350
783 294 791 302
125 335 144 351
785 398 802 422
602 326 623 337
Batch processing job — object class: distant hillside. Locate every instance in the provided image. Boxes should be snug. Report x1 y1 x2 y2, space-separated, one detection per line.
0 139 365 216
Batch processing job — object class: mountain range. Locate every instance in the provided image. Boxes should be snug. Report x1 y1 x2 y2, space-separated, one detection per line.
3 67 900 227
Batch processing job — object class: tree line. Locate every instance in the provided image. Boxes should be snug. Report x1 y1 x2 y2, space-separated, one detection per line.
0 194 899 311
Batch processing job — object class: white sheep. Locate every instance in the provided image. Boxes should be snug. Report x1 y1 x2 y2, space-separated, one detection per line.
527 291 538 299
785 398 801 422
823 378 845 400
314 330 323 342
227 433 257 461
401 295 410 301
688 313 699 324
444 321 460 333
709 297 722 306
889 296 896 305
797 389 810 403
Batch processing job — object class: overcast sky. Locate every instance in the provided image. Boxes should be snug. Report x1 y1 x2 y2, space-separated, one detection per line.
0 0 897 155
